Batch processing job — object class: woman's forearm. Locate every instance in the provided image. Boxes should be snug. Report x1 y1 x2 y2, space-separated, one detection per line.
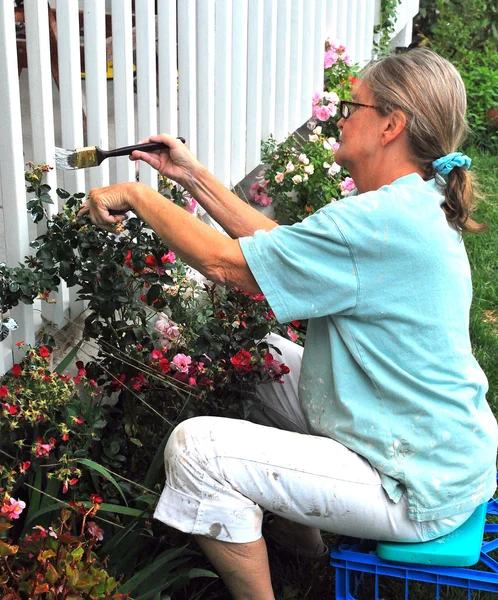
180 164 278 238
130 183 261 293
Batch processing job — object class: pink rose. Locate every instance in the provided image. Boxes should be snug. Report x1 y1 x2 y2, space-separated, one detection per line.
171 353 192 374
314 105 332 121
324 49 338 69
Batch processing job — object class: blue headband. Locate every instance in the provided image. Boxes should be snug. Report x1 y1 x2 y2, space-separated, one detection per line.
433 152 471 175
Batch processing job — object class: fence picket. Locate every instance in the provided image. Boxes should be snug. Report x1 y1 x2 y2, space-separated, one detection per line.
84 0 109 189
0 0 421 374
135 0 158 189
177 0 197 157
158 0 178 138
274 1 291 143
56 0 86 323
300 0 315 124
0 0 35 359
112 0 136 184
245 0 264 175
196 1 216 173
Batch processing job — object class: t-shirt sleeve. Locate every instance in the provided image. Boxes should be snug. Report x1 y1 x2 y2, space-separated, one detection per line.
238 208 359 323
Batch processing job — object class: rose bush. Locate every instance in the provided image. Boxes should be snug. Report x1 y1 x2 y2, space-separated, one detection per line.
249 40 359 226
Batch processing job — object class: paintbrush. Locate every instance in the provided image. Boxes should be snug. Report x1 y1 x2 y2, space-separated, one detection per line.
55 138 185 170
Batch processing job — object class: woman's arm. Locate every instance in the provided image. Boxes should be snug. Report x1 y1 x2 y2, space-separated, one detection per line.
79 181 262 294
130 134 278 238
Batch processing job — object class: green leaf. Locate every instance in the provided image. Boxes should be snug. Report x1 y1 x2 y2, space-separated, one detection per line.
143 428 172 490
53 340 82 373
56 188 71 199
74 459 128 506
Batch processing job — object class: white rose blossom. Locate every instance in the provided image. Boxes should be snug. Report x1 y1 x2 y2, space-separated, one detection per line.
327 162 341 176
292 174 303 185
298 153 309 165
313 126 322 135
285 161 295 173
304 164 315 175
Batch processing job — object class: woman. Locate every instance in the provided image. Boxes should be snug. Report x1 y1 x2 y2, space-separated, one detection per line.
81 49 497 600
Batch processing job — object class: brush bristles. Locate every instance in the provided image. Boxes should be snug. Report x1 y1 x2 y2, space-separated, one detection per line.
55 147 78 170
54 146 98 169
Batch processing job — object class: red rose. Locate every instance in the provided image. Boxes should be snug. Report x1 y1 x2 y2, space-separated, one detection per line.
11 364 22 377
39 346 50 358
145 255 156 268
230 349 253 372
0 386 8 397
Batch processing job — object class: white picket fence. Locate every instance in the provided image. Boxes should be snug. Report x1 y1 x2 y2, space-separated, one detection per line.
0 0 419 374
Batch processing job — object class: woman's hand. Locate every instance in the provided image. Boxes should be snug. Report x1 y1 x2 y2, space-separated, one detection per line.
130 134 200 185
78 182 143 231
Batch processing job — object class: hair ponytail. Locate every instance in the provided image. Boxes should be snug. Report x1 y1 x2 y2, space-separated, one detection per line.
361 49 487 234
442 168 486 233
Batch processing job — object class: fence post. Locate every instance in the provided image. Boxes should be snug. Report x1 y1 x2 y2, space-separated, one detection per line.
56 0 86 324
0 0 35 361
24 0 67 330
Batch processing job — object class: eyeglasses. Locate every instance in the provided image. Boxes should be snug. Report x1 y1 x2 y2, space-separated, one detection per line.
339 100 379 119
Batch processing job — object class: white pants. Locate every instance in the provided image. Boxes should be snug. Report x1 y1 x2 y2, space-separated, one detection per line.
154 334 472 543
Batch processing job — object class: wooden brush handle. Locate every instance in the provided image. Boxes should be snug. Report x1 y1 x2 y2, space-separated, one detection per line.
102 138 186 159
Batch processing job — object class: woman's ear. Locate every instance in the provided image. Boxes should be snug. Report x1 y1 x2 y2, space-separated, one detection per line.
381 109 407 146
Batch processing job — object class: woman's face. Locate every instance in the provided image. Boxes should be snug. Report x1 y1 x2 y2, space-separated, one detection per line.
334 82 386 173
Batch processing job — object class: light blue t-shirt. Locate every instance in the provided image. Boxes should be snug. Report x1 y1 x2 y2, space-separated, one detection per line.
239 173 497 521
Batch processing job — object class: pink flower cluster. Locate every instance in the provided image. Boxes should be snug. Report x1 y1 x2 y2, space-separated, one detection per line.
340 176 356 195
324 38 352 69
1 496 26 520
312 90 340 122
249 172 272 207
154 313 181 349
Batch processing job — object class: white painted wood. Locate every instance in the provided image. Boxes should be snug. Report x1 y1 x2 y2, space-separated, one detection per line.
363 0 376 65
356 0 366 66
326 0 339 43
288 0 304 130
245 0 264 174
24 0 67 328
24 1 57 214
112 0 135 183
313 0 326 95
56 0 86 323
300 0 315 121
214 0 232 187
274 0 291 142
56 0 85 195
346 0 358 62
158 0 178 137
177 0 197 157
196 1 215 173
0 0 35 357
84 0 110 189
135 0 158 189
230 0 248 185
261 0 277 140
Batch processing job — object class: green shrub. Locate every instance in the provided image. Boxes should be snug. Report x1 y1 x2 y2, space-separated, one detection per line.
415 0 498 150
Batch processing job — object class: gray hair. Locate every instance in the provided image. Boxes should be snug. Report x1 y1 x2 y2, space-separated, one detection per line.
361 49 484 232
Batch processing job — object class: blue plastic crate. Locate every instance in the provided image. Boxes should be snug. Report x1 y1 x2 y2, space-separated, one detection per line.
330 497 498 600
